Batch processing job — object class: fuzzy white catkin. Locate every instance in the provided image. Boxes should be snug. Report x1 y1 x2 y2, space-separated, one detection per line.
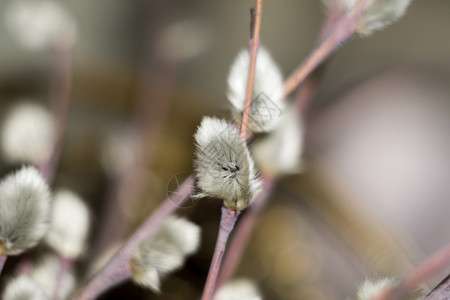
2 275 47 300
356 278 398 300
30 254 76 300
194 117 261 211
214 279 262 300
350 0 412 36
0 166 51 255
252 108 303 177
323 0 412 36
1 101 54 164
4 0 77 50
356 278 423 300
130 216 201 292
227 46 285 133
45 189 90 259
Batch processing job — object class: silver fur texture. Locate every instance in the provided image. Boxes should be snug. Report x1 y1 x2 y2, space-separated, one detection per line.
131 216 201 292
2 275 46 300
0 166 51 255
194 117 261 211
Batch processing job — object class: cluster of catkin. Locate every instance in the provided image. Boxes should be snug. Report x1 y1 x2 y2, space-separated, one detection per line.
0 0 435 299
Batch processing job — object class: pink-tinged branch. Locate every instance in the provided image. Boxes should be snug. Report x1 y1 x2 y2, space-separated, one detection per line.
215 0 345 288
373 242 450 300
52 257 73 300
216 176 276 289
241 0 262 139
426 274 450 300
283 0 369 97
75 175 195 300
201 207 240 300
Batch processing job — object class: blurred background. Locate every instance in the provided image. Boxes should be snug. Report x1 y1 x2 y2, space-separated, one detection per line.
0 0 450 299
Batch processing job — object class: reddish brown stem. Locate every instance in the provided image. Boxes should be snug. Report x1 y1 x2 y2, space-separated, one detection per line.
241 0 262 139
201 207 240 300
283 0 369 97
75 175 195 300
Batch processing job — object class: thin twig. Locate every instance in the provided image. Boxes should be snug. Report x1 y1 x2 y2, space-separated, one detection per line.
53 257 73 300
283 0 369 97
199 2 263 297
10 42 74 279
426 274 450 300
293 0 344 115
91 0 179 258
215 2 344 288
201 207 240 300
373 243 450 300
75 175 195 300
216 176 275 289
241 0 262 139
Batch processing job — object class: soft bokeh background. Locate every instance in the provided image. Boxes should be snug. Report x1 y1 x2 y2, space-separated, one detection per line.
1 0 450 299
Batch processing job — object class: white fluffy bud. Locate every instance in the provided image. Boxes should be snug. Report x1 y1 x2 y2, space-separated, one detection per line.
4 0 77 50
252 109 303 177
0 166 51 255
227 46 285 133
130 217 201 292
356 278 423 300
347 0 412 36
2 275 47 300
1 101 54 164
29 254 76 300
214 279 262 300
356 278 398 300
46 189 90 259
194 117 261 211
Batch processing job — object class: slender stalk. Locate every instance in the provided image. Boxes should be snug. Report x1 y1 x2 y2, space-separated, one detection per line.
216 177 275 289
201 207 240 300
293 0 343 115
374 243 450 300
12 42 73 278
241 0 262 139
75 175 195 300
91 2 178 256
426 274 450 300
283 0 369 97
53 257 73 300
215 2 343 288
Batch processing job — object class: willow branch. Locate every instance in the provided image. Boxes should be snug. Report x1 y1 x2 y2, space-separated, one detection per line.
374 242 450 300
75 175 195 300
241 0 262 139
201 207 240 300
283 0 369 97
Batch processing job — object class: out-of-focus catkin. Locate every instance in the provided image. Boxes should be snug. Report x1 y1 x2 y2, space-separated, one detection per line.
0 166 51 255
